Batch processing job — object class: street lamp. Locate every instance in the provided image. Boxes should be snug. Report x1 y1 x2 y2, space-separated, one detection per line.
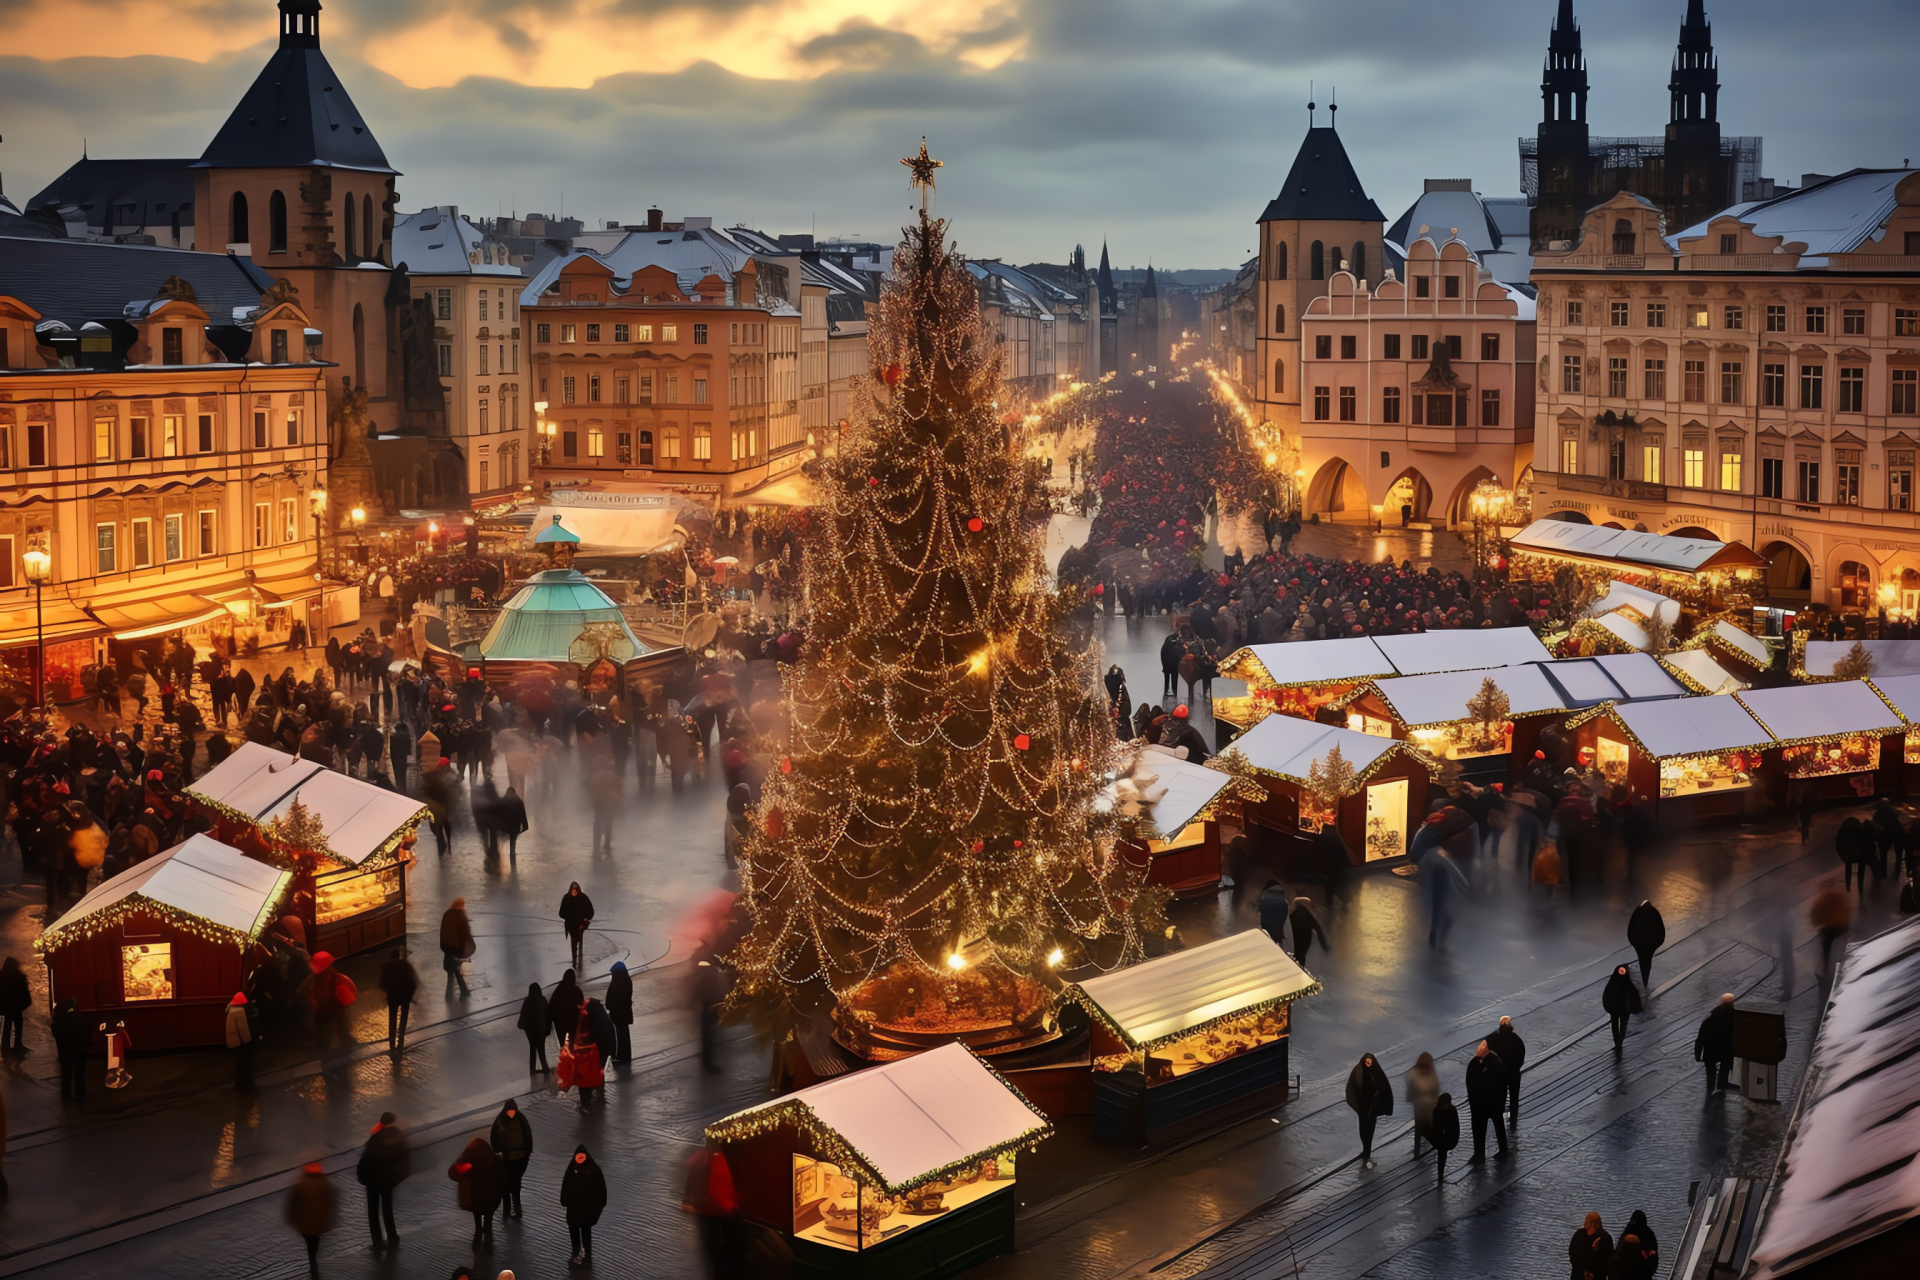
533 400 552 466
21 536 50 707
349 505 367 566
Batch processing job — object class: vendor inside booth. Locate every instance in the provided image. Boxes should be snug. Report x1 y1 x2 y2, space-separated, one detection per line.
704 1041 1051 1279
34 835 292 1050
1225 713 1437 866
185 743 427 957
1345 664 1572 783
1099 745 1246 898
1070 929 1318 1147
1567 694 1772 820
1735 681 1903 803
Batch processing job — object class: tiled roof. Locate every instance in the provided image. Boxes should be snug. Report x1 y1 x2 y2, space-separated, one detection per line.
0 236 274 326
1259 128 1387 225
196 33 394 174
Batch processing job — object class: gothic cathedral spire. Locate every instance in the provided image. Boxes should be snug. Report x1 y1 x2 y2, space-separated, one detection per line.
1670 0 1718 126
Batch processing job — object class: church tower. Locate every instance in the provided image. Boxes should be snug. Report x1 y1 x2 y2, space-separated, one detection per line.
1529 0 1591 251
1663 0 1727 232
1255 106 1386 437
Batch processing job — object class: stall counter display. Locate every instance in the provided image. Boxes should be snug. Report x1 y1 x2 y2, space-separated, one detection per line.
792 1152 1015 1253
1781 736 1881 780
1409 720 1513 761
1145 1006 1289 1086
1659 750 1762 798
315 862 406 926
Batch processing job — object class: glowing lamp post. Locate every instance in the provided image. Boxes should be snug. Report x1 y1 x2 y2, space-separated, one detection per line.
21 538 50 706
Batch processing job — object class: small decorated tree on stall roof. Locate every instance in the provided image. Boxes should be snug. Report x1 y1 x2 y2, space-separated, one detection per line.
1300 742 1355 833
1832 639 1875 680
1464 676 1513 753
266 797 334 872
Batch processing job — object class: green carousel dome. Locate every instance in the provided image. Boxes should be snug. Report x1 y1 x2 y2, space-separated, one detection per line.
478 569 651 663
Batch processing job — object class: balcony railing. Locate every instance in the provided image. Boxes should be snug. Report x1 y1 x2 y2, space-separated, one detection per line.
1553 474 1668 502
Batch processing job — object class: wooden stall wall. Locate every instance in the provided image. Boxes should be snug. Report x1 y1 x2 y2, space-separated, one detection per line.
44 908 249 1049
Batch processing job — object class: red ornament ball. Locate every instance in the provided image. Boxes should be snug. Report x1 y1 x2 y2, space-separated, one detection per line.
1091 583 1106 597
779 756 793 775
868 476 880 487
1013 733 1031 751
966 517 984 533
764 807 785 839
882 363 904 387
971 839 985 854
1013 840 1024 849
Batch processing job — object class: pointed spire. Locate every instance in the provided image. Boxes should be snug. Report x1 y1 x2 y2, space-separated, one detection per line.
1550 0 1580 50
1669 0 1718 125
1144 264 1158 298
1259 126 1386 226
1097 241 1114 300
1681 0 1709 38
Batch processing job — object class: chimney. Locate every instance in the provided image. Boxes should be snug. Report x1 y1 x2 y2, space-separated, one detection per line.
646 208 663 232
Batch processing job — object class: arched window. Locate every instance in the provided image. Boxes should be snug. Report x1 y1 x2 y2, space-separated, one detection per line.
351 303 366 390
1273 304 1286 334
1839 559 1872 609
1612 219 1636 255
1274 241 1288 280
363 194 374 259
1310 241 1325 280
342 194 356 261
230 191 249 245
268 190 288 254
1273 359 1286 394
1352 242 1367 281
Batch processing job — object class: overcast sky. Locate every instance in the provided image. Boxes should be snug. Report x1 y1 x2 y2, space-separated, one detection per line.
2 0 1915 268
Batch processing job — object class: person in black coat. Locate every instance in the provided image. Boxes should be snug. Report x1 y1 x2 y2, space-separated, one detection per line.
605 962 634 1063
1626 901 1666 988
51 998 91 1103
1344 1053 1394 1166
1602 964 1643 1052
0 956 31 1055
1464 1040 1510 1161
558 883 594 970
1159 632 1184 699
388 726 411 789
1256 881 1290 950
378 949 418 1052
1693 994 1737 1093
356 1112 411 1249
1621 1210 1658 1277
1487 1015 1526 1123
560 1145 608 1267
490 1099 534 1220
1288 896 1327 967
496 787 529 863
518 983 551 1074
549 970 583 1046
1429 1092 1461 1183
1570 1211 1614 1280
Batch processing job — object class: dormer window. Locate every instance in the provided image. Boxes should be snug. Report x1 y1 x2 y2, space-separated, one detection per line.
162 328 184 366
270 329 289 363
1612 220 1636 255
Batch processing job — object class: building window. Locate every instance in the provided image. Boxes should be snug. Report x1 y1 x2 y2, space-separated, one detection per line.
639 374 654 404
616 378 630 404
1683 448 1705 488
1481 389 1501 426
1383 334 1400 360
1610 302 1630 327
1562 355 1583 394
586 324 601 343
1642 443 1663 484
614 323 630 343
1724 306 1744 331
1838 367 1865 413
1646 302 1666 329
1897 309 1919 338
270 329 289 364
476 289 487 321
479 344 489 375
1415 275 1430 299
1444 275 1460 299
96 522 116 574
562 376 576 405
659 427 679 459
1836 455 1861 505
1608 357 1628 398
437 344 451 377
562 430 577 458
480 460 488 491
197 414 214 452
478 403 489 433
1761 456 1784 499
1566 300 1584 327
1889 451 1914 510
1411 335 1429 361
637 430 653 465
268 190 287 253
1446 335 1463 360
694 324 708 345
1684 360 1707 402
1272 241 1288 280
1644 359 1666 400
285 411 300 446
1797 460 1820 503
1273 305 1286 333
1382 387 1401 423
162 415 182 457
1309 241 1324 279
1340 335 1356 360
1481 333 1500 361
281 497 297 543
694 378 708 404
198 509 216 556
1312 386 1330 421
1765 305 1787 333
1338 386 1356 422
635 324 654 342
693 424 712 460
436 289 452 321
1608 437 1626 480
1719 233 1738 254
589 374 601 403
26 422 45 468
1426 393 1455 427
663 375 678 403
1842 308 1866 336
1721 362 1743 405
1561 437 1579 474
1720 450 1742 492
163 513 183 562
587 427 604 458
1800 364 1825 410
662 324 678 343
1613 220 1637 255
95 417 117 463
161 327 184 365
1314 335 1332 360
536 323 552 344
1805 306 1827 335
230 191 249 244
1893 369 1919 415
1689 306 1710 330
1763 363 1786 407
561 325 576 344
131 518 151 569
0 426 12 469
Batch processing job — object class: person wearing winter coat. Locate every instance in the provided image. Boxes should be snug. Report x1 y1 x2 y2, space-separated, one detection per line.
357 1112 412 1249
1429 1092 1461 1182
1602 964 1643 1052
1621 1210 1659 1276
1256 881 1290 950
1404 1052 1440 1156
0 957 31 1056
226 992 255 1091
1344 1053 1394 1166
517 983 551 1073
310 951 356 1050
1694 994 1737 1093
1487 1015 1527 1123
447 1136 502 1249
1570 1211 1614 1280
549 970 583 1045
558 883 594 970
286 1162 337 1277
495 787 529 862
1607 1233 1651 1280
568 1023 607 1114
1627 901 1666 987
441 899 475 998
51 998 91 1103
1464 1040 1510 1162
1288 897 1327 967
380 949 418 1052
605 962 634 1063
490 1100 534 1220
561 1145 608 1268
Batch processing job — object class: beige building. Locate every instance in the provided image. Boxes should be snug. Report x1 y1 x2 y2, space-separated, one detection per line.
1299 236 1537 527
1530 172 1920 615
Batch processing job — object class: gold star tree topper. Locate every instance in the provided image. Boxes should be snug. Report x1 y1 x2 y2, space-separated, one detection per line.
902 137 944 210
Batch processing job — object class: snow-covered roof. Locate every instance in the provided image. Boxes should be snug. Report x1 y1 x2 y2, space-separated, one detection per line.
392 207 520 277
39 834 290 947
1541 654 1687 708
1744 914 1920 1279
1071 929 1318 1050
187 742 427 866
1095 749 1237 841
1608 694 1772 758
1368 664 1569 728
519 226 758 306
706 1041 1050 1193
1219 637 1394 689
1371 626 1553 676
1660 649 1749 695
1668 168 1919 266
1588 580 1680 627
1866 675 1920 724
1804 640 1920 680
1735 681 1901 746
1694 619 1771 670
1508 520 1766 574
1228 714 1412 789
1592 611 1652 652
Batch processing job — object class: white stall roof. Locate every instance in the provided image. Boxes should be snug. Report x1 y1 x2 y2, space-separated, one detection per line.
1588 580 1680 627
1591 652 1689 701
1744 915 1920 1279
1867 675 1920 723
40 834 291 947
1660 649 1749 695
1095 751 1237 841
1509 519 1761 573
1696 619 1771 670
1592 611 1652 652
1737 681 1901 745
1804 639 1920 680
1072 929 1319 1049
1370 664 1569 727
1611 694 1772 758
188 742 427 866
1542 659 1629 707
1223 637 1393 688
707 1042 1049 1193
1229 713 1405 787
1371 626 1553 676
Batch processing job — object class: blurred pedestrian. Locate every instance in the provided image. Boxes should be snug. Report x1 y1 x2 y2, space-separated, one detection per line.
1810 885 1853 976
550 969 583 1045
1344 1053 1393 1167
490 1099 533 1220
285 1162 336 1278
692 954 730 1074
496 787 528 863
441 898 475 998
1694 994 1736 1093
558 883 593 971
1429 1092 1461 1183
1256 880 1290 950
518 983 551 1074
1465 1040 1510 1162
357 1112 411 1250
380 948 418 1051
1404 1051 1439 1156
682 1148 740 1280
1621 1210 1659 1277
1288 896 1326 968
52 997 90 1103
1626 901 1665 988
0 957 31 1055
560 1146 608 1269
225 991 255 1091
606 961 634 1063
447 1135 500 1251
310 951 356 1051
1570 1211 1614 1280
1488 1015 1526 1123
1602 964 1642 1052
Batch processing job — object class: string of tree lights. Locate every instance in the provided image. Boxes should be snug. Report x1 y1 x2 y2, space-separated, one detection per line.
727 147 1165 1052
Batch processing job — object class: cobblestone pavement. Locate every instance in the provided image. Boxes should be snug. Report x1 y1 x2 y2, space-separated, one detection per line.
0 611 1898 1279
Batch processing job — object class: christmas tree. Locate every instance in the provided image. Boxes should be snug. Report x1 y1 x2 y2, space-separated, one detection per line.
729 143 1160 1055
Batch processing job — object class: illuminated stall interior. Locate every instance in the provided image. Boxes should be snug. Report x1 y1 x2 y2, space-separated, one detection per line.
1569 694 1774 818
1352 664 1572 765
1865 674 1920 774
1225 712 1438 865
1505 519 1767 613
1735 681 1902 797
1212 637 1396 733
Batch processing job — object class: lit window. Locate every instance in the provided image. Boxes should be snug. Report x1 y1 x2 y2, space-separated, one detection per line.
1683 448 1705 488
285 412 300 446
121 942 173 1001
96 522 117 573
662 324 678 343
636 324 653 342
198 509 216 556
1642 444 1662 484
94 418 116 463
1561 438 1579 474
588 427 604 457
281 497 297 543
692 423 711 460
561 325 576 344
1719 451 1742 492
253 503 269 548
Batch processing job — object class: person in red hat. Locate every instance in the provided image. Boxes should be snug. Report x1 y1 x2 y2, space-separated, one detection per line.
1161 703 1212 764
310 952 358 1052
286 1161 336 1277
226 992 255 1091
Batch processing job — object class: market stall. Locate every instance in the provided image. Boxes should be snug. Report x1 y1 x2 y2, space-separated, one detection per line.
1736 681 1903 803
1506 519 1768 613
1224 712 1438 866
34 834 291 1049
184 743 427 956
1098 745 1246 898
1070 929 1318 1147
1798 638 1920 682
1659 648 1750 695
1683 619 1773 682
1344 664 1571 781
1566 694 1774 820
1865 674 1920 794
704 1041 1051 1279
1369 626 1554 676
1538 654 1689 709
1212 636 1396 739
